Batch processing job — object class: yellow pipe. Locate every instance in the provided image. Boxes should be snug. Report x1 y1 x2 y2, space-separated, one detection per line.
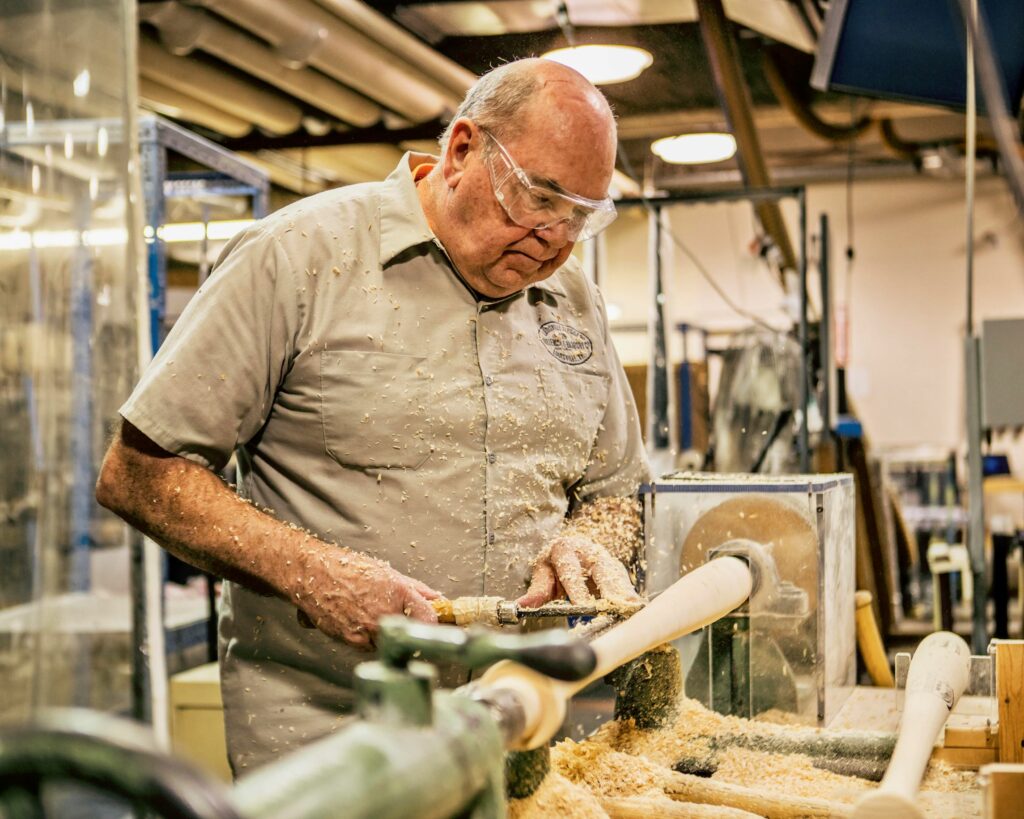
855 590 894 687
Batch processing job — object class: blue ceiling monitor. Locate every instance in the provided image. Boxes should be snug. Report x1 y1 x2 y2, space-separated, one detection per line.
811 0 1024 114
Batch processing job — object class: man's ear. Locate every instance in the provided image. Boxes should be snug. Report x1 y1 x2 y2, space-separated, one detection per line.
441 118 475 189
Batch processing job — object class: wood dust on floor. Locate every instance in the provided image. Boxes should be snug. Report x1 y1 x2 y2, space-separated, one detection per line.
509 697 980 818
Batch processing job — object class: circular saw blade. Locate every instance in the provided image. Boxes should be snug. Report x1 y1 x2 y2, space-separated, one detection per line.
680 495 819 610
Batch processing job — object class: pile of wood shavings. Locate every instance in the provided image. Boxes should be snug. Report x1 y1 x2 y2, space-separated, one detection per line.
509 696 982 818
507 771 607 819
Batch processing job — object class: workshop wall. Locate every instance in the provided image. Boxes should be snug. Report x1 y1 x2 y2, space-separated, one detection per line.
602 175 1024 471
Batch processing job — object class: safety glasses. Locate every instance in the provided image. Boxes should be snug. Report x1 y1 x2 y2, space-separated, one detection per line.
481 128 617 241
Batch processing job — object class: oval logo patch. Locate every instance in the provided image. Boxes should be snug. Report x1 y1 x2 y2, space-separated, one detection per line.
539 321 593 365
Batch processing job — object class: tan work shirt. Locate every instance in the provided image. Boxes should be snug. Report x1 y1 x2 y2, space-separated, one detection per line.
121 153 648 773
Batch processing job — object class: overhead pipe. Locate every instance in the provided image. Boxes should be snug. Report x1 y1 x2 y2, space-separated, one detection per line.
879 118 1001 165
193 0 459 123
311 0 476 96
762 45 873 143
696 0 797 277
878 119 920 162
138 36 303 134
138 77 251 138
294 144 407 184
219 120 444 152
240 151 336 196
140 2 381 127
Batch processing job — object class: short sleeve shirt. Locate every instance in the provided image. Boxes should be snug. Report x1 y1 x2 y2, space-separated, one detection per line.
121 153 649 772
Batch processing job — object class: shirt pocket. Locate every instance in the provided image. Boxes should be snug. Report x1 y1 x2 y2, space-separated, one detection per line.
320 349 434 470
538 367 610 482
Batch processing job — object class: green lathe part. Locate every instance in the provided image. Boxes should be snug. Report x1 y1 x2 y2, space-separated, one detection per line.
231 692 505 819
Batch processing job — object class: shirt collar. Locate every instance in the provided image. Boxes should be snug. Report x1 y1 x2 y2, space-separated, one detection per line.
378 151 568 299
379 151 438 266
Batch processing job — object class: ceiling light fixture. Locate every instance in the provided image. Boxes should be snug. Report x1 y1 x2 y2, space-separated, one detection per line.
651 133 737 165
541 44 653 85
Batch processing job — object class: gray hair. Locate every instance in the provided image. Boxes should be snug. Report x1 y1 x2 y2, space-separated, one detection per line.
438 62 540 155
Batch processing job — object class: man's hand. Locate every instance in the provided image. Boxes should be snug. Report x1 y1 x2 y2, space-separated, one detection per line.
292 549 440 649
517 534 641 608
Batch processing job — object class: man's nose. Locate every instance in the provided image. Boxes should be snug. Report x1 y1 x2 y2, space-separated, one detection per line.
534 219 573 247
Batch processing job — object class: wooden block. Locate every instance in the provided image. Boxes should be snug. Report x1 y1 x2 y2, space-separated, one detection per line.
944 724 996 749
994 640 1024 763
981 763 1024 819
931 746 998 769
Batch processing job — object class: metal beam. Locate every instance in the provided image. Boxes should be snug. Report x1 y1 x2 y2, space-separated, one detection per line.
697 0 797 276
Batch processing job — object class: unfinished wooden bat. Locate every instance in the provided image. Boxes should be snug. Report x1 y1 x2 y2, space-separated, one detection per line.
850 630 971 818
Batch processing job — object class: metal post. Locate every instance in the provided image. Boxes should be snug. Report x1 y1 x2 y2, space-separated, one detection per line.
648 206 670 454
964 336 988 653
819 212 832 451
139 138 167 354
962 0 988 655
798 188 810 471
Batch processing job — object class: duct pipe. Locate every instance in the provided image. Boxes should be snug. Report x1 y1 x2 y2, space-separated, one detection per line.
138 36 303 134
140 2 380 127
312 0 476 96
138 77 250 138
241 152 335 196
292 144 407 184
194 0 458 122
697 0 797 277
762 46 873 143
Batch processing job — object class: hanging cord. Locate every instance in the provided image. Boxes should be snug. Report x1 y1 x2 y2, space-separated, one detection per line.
964 0 977 335
617 141 781 332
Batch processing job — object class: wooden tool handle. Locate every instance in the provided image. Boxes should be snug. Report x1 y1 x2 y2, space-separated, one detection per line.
852 630 971 818
432 598 455 623
482 556 753 750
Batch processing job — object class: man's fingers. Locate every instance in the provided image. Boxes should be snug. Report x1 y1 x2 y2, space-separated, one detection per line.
549 547 594 605
516 561 557 608
589 555 641 602
407 577 442 600
343 627 374 650
402 591 439 623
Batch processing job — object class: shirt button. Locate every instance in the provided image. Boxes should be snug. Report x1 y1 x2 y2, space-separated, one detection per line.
487 452 497 464
484 375 494 386
488 532 495 544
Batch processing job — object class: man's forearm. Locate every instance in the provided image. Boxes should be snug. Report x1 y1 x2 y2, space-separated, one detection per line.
97 421 440 646
95 421 342 604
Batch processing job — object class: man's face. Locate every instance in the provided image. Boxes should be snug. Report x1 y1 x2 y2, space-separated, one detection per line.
437 108 616 299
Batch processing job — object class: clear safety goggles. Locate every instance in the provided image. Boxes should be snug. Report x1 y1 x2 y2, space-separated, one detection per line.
481 129 617 242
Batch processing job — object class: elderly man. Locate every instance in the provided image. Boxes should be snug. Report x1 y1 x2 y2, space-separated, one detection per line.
97 58 649 774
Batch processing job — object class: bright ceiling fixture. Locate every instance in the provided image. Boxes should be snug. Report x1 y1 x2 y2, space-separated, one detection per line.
651 133 738 164
541 44 653 85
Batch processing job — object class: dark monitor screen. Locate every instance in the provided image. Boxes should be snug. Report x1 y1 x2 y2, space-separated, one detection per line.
811 0 1024 114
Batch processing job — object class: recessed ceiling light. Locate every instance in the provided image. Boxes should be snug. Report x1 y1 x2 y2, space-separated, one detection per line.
651 133 737 165
541 45 653 85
